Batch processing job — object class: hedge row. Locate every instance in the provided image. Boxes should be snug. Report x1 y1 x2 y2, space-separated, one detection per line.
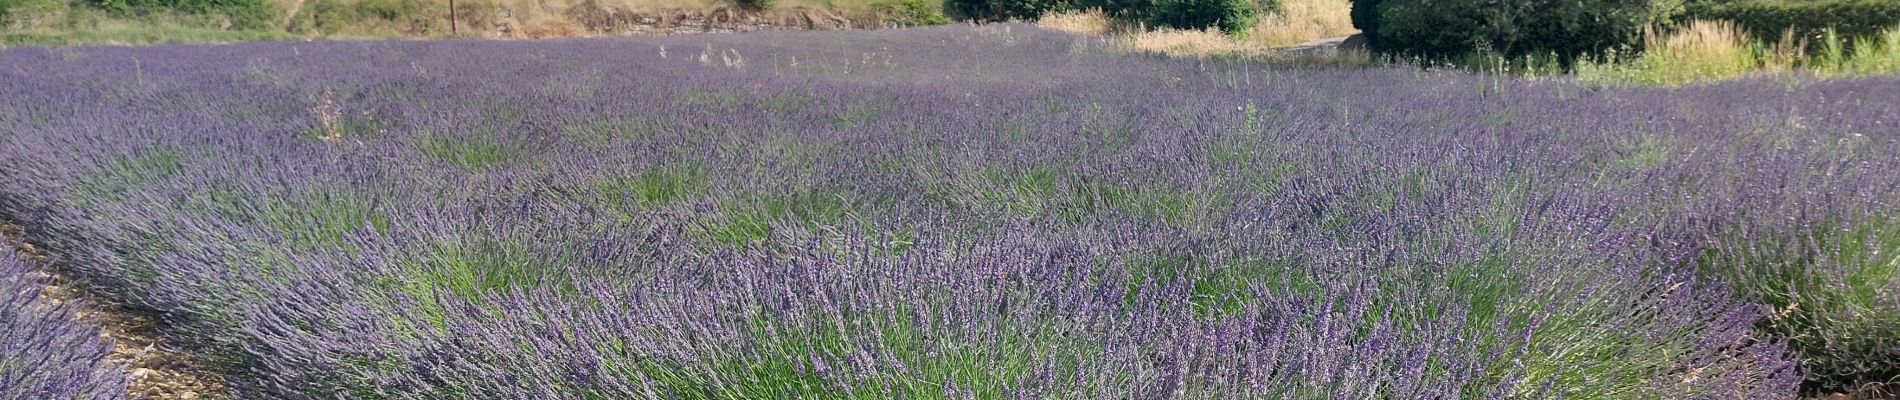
1686 0 1900 44
1355 0 1900 60
1352 0 1683 60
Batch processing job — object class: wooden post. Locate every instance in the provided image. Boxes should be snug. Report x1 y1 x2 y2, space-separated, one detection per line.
450 0 458 35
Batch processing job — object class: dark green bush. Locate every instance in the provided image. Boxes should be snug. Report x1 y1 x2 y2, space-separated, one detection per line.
0 0 22 23
1687 0 1900 45
1348 0 1378 38
728 0 772 11
1354 0 1684 59
1137 0 1255 34
946 0 1073 22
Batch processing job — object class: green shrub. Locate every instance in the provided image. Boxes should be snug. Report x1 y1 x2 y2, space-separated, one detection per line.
1136 0 1255 34
84 0 275 29
728 0 772 11
1348 0 1379 38
1687 0 1900 46
1354 0 1685 60
883 0 949 26
946 0 1074 22
1 0 65 27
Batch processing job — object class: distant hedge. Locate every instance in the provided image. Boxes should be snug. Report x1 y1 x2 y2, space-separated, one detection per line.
1357 0 1900 60
1353 0 1684 60
1686 0 1900 44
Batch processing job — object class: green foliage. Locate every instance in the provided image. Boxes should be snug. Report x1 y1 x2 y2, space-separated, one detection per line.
1824 27 1900 74
1137 0 1255 34
408 240 561 300
592 167 708 211
618 305 1073 400
416 134 518 170
1356 0 1684 60
882 0 949 26
1348 0 1378 38
77 147 185 201
84 0 275 30
945 0 1072 22
0 0 64 27
1575 24 1900 85
695 189 856 249
729 0 774 11
1687 0 1900 47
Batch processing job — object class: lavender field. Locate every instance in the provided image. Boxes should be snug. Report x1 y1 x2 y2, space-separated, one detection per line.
1 24 1897 398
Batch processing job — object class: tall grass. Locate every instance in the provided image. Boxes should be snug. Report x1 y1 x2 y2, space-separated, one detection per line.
1638 20 1756 84
1579 21 1900 86
1036 8 1116 35
1816 27 1900 75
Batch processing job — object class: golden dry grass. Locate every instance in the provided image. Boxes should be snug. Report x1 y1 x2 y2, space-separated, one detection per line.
1037 9 1252 57
1245 0 1355 47
1035 8 1115 35
1037 0 1356 56
1125 28 1260 57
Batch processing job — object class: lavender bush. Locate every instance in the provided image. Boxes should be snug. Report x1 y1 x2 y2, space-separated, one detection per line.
0 248 128 400
1 24 1894 397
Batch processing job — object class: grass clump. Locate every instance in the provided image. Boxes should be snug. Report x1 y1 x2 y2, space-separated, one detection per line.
416 133 519 170
588 166 709 216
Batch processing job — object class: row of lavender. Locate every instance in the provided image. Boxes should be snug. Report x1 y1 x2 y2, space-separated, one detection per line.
0 24 1895 397
0 244 126 398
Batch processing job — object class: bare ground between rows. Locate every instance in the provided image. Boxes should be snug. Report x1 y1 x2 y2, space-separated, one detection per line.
2 223 227 400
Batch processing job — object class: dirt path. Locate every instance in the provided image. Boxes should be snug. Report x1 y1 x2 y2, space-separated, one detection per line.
1272 35 1360 56
2 224 227 400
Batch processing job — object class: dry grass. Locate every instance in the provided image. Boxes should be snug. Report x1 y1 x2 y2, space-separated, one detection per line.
525 0 903 12
1644 20 1757 79
1037 0 1356 57
1036 9 1252 57
1577 20 1759 85
524 20 584 38
1036 8 1116 35
1125 28 1260 57
1245 0 1355 47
